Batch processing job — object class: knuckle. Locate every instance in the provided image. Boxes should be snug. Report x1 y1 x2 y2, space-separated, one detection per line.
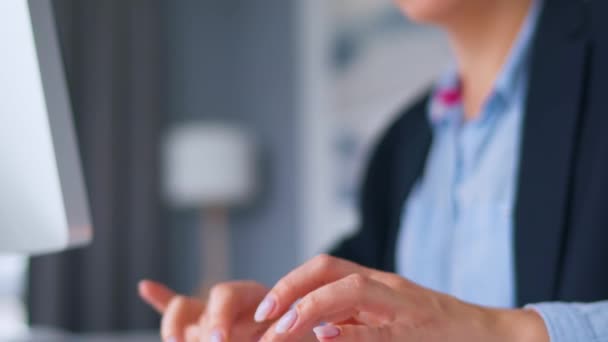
169 295 188 309
378 272 407 290
345 273 369 292
185 325 200 341
209 283 235 301
313 254 336 272
273 276 294 299
296 294 320 316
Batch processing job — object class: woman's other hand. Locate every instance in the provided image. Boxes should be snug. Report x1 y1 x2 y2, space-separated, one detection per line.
139 279 271 342
255 254 550 342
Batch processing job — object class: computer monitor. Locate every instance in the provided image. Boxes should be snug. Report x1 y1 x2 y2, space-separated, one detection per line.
0 0 92 254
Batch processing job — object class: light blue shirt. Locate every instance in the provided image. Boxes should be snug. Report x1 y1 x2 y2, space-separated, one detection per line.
396 1 608 340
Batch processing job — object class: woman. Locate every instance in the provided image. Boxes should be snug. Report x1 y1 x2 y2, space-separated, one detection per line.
140 0 608 340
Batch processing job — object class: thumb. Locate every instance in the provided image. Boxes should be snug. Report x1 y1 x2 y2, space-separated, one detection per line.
313 324 392 341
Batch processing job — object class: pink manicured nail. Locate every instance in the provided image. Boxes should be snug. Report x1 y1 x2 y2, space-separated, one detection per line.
313 325 341 339
254 295 277 322
275 308 298 334
210 329 224 342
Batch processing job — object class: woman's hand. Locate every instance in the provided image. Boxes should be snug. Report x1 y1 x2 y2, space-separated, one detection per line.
138 279 318 342
254 255 550 342
139 279 272 342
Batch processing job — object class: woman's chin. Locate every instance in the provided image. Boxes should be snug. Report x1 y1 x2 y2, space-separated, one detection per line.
394 0 460 25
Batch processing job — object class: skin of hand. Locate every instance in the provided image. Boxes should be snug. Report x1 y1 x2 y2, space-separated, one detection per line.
253 254 550 342
138 279 318 342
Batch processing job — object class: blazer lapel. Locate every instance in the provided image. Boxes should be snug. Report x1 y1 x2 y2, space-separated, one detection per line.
384 101 433 272
515 0 590 306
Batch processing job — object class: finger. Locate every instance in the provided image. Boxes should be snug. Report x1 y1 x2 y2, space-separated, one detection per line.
185 324 200 342
255 255 373 323
260 274 396 342
228 317 271 342
203 316 270 342
200 281 269 341
138 280 177 314
314 324 392 341
161 295 205 342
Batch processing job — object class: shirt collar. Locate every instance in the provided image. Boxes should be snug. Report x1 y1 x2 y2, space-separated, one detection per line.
429 0 543 125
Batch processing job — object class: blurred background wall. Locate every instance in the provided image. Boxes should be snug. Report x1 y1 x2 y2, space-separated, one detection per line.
0 0 448 335
165 0 301 294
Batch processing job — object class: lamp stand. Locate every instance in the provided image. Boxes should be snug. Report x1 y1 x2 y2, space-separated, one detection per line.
200 207 231 289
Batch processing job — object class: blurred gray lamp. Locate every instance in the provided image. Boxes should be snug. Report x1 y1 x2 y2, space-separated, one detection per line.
163 123 257 285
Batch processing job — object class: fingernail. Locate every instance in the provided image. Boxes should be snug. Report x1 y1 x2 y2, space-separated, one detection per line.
165 337 177 342
254 295 276 322
313 325 341 339
210 329 224 342
275 308 298 334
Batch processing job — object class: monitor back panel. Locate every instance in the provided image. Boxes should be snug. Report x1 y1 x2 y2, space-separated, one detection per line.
0 0 92 254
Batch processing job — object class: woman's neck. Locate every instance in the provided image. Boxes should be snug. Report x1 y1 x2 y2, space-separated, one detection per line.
444 0 533 120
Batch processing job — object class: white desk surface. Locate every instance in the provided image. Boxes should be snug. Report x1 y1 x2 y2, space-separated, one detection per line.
4 328 159 342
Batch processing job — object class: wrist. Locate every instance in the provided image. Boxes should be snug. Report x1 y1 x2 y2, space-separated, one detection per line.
492 308 550 342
